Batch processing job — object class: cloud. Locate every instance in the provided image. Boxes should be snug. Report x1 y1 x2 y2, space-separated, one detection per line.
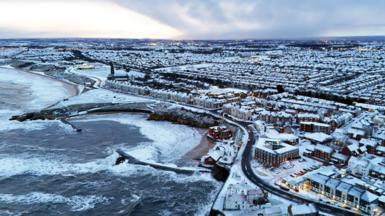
0 0 384 39
0 0 181 39
114 0 385 39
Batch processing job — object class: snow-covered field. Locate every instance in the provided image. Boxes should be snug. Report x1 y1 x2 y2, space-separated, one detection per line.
72 113 202 163
68 65 128 81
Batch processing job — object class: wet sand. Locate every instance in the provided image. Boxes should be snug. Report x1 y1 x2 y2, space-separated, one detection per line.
183 130 215 160
1 65 80 98
28 70 80 97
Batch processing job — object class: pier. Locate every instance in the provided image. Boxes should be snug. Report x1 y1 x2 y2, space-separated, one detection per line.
115 149 211 175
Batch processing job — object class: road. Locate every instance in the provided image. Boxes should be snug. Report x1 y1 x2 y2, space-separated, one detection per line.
229 117 363 216
86 82 363 215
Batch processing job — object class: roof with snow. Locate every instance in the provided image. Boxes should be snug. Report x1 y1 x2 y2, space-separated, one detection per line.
304 132 332 143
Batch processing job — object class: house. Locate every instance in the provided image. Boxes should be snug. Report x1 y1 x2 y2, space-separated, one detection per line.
360 191 379 213
378 195 385 208
313 144 334 162
296 113 321 123
303 132 332 144
331 131 348 148
346 186 365 208
359 139 378 154
223 182 265 210
324 178 340 198
346 128 366 140
347 156 371 178
201 151 222 167
307 173 329 193
331 152 349 166
373 132 385 146
300 122 331 133
265 129 299 145
369 163 385 180
335 182 352 202
376 146 385 157
254 206 283 216
201 141 237 167
208 126 233 140
257 110 293 126
255 138 299 167
289 204 318 216
341 143 360 157
330 113 353 129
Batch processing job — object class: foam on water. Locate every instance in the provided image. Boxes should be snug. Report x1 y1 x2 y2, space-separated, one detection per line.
0 152 218 187
0 192 110 211
73 113 202 162
0 153 126 177
0 108 76 135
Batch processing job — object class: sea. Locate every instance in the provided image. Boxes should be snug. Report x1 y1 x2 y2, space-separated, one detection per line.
0 67 220 216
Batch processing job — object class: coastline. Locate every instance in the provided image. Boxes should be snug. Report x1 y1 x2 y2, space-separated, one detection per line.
0 65 80 98
3 63 217 163
183 130 215 160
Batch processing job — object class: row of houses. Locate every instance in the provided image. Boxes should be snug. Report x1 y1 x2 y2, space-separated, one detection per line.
104 80 228 109
307 173 379 213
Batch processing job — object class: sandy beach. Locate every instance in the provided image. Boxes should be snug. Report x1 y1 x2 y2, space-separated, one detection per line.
1 65 80 98
26 70 80 98
183 130 215 160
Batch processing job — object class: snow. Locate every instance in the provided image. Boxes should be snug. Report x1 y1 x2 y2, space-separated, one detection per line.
303 132 332 143
68 64 127 81
291 204 317 215
72 113 202 163
55 88 152 107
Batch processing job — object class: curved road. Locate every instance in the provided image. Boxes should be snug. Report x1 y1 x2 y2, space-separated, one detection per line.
233 119 362 216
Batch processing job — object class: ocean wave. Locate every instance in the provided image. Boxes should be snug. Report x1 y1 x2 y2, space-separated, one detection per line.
0 112 75 134
0 192 110 211
72 113 202 162
0 153 218 185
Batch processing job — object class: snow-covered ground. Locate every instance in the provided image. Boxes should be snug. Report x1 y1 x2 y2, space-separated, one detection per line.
71 113 202 163
53 88 152 108
68 64 128 81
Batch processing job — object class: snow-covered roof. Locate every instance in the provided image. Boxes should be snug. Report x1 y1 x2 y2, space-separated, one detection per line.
359 138 378 147
308 173 329 184
361 191 378 203
325 178 340 188
256 138 298 155
332 152 348 161
315 144 334 154
348 186 364 197
303 132 332 143
291 204 317 215
336 182 352 193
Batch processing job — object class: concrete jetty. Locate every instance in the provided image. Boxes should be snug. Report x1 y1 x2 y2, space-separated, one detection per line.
115 149 211 175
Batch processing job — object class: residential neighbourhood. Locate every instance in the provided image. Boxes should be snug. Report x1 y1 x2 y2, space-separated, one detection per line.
1 38 385 216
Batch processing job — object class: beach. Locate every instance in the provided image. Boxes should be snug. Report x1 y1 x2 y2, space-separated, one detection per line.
184 130 215 160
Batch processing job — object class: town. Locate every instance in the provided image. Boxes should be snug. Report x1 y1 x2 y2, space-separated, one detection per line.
1 38 385 216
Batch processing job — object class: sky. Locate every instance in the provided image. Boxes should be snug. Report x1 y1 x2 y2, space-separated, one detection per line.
0 0 384 39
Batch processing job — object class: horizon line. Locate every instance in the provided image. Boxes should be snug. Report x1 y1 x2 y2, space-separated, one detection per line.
0 35 385 42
